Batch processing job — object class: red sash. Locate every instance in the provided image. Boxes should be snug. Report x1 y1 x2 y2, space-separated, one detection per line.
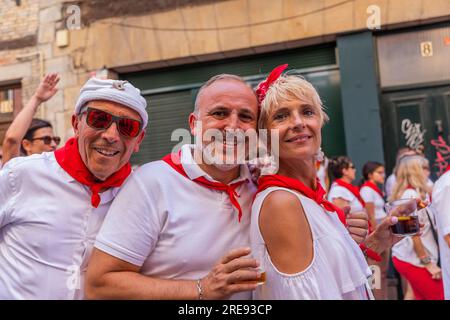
54 137 131 208
257 174 347 226
162 152 248 222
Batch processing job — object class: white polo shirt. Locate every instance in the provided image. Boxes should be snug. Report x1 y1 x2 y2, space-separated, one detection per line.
432 171 450 300
360 186 386 221
327 183 364 213
0 152 120 299
95 144 256 300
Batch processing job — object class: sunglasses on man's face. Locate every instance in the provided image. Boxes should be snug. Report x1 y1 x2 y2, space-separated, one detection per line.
31 136 61 145
85 108 142 138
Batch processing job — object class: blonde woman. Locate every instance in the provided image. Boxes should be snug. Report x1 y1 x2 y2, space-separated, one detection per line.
390 155 444 300
250 65 400 300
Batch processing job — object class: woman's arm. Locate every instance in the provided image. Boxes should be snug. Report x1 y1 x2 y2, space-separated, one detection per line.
259 190 313 274
332 198 350 210
365 202 377 228
411 235 441 279
2 74 59 164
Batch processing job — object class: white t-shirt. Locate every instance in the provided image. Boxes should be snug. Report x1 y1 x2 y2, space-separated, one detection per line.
95 144 256 300
385 174 396 200
0 152 120 299
360 186 386 221
391 189 439 268
251 187 373 300
432 171 450 300
327 183 364 213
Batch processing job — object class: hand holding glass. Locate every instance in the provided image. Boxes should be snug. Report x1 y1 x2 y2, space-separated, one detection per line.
385 198 420 237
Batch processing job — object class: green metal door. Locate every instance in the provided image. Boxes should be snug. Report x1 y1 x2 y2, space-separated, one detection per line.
381 84 450 180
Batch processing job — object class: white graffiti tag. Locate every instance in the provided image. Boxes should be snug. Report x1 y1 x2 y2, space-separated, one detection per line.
401 119 426 151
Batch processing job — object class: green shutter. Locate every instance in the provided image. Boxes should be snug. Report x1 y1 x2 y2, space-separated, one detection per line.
131 90 194 164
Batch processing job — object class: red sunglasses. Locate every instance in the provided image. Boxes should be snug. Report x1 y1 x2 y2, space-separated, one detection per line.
85 108 142 138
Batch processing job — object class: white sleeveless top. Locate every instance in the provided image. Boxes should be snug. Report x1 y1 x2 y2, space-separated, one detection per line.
251 187 373 300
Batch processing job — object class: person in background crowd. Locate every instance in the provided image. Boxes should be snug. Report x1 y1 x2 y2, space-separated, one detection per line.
390 155 444 300
327 156 365 214
431 166 450 299
360 161 389 300
0 78 147 299
2 74 60 165
385 147 418 199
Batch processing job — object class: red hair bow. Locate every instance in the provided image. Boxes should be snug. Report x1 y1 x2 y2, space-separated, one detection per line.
255 64 289 104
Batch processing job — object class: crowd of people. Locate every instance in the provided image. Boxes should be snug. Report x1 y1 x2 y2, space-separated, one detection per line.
0 66 449 300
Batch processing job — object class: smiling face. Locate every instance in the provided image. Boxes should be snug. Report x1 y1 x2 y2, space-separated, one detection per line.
260 76 327 166
22 126 59 155
265 98 322 163
189 78 258 169
72 100 145 181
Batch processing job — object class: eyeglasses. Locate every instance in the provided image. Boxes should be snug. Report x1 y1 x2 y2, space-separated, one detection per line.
31 136 61 145
85 108 142 138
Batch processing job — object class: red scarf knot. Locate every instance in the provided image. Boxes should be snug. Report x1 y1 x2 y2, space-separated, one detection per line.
256 174 347 226
162 152 247 222
255 64 289 104
54 137 131 208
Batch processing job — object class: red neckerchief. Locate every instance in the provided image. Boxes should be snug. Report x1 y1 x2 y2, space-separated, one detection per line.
162 151 248 222
334 179 366 208
256 174 347 226
255 64 288 104
54 137 131 208
361 181 384 199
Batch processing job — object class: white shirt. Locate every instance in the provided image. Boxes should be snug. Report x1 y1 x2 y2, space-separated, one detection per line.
251 187 373 300
391 189 439 269
360 186 386 221
327 183 364 213
385 174 396 200
432 171 450 300
0 152 120 299
95 144 256 300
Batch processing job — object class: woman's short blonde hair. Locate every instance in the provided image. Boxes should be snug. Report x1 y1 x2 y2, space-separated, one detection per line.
258 75 329 129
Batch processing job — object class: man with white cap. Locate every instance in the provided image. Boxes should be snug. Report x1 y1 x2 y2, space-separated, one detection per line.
0 78 146 299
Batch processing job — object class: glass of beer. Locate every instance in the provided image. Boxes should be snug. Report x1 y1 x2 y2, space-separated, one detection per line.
385 198 420 237
238 250 266 285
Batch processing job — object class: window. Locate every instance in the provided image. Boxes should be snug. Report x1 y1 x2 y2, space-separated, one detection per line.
0 83 22 147
0 83 22 117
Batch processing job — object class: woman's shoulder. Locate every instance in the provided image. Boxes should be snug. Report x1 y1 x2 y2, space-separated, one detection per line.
328 184 354 199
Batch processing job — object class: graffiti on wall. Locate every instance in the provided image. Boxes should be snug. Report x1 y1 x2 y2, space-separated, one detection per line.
430 135 450 177
401 119 426 152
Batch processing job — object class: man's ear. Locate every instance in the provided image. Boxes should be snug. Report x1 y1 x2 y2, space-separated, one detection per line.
188 112 198 136
21 139 32 156
133 130 146 153
72 114 81 137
